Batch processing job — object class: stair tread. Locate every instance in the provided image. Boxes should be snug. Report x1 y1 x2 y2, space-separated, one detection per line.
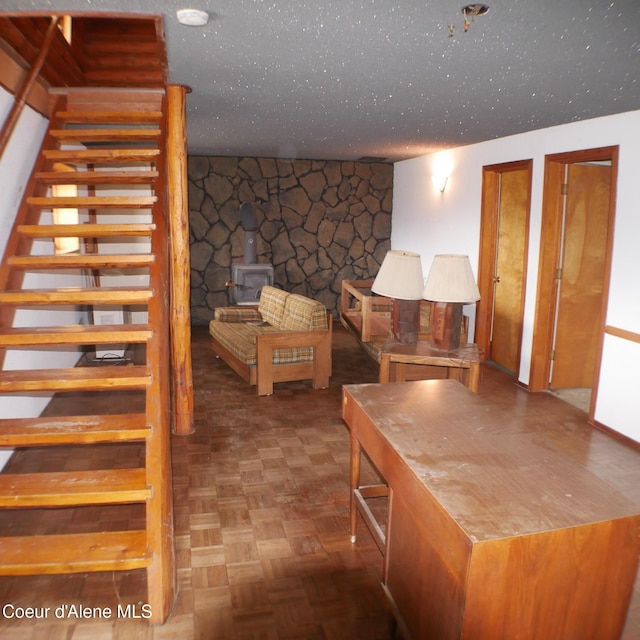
0 468 150 507
43 149 160 163
0 530 151 575
18 223 156 237
50 129 160 142
27 196 157 208
0 365 150 393
9 254 154 269
0 324 152 347
35 170 159 185
0 414 150 446
0 286 153 305
55 110 162 123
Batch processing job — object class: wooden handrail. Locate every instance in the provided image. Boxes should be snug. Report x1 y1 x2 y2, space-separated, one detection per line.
605 326 640 344
0 17 60 162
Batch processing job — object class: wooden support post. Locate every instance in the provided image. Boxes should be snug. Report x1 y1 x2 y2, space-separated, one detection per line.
166 85 194 435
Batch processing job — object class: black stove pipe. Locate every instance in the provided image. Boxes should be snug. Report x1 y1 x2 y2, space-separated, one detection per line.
239 201 258 264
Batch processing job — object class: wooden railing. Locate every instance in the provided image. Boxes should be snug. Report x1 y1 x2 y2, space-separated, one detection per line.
0 17 59 159
605 326 640 344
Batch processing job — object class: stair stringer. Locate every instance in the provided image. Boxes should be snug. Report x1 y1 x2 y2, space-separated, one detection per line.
142 91 177 621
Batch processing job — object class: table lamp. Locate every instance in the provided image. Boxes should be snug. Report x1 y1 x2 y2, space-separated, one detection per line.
371 250 424 344
423 254 480 350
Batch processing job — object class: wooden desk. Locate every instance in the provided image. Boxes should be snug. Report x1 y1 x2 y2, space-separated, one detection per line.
342 380 640 640
379 341 480 392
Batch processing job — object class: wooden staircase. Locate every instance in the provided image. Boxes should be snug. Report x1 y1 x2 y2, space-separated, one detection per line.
0 88 175 622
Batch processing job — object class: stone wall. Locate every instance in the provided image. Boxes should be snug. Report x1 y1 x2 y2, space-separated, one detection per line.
188 156 393 324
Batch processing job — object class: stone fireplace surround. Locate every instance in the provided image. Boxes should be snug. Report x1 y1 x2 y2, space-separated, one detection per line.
188 156 392 324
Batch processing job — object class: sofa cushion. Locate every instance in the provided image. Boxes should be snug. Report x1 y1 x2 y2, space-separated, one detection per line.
257 286 288 328
209 319 314 366
214 307 262 322
280 294 328 331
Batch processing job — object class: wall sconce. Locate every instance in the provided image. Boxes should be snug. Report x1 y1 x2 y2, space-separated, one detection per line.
432 174 449 193
372 250 424 344
423 254 480 350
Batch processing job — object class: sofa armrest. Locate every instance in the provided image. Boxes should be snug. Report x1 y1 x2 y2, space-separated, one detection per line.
214 306 262 322
340 279 392 342
255 314 332 396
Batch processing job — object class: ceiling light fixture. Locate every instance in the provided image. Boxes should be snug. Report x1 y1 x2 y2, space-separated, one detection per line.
176 8 210 27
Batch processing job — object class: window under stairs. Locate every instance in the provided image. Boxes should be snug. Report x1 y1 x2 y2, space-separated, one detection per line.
0 87 175 622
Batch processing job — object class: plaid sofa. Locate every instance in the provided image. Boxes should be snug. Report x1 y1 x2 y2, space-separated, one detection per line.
209 286 332 395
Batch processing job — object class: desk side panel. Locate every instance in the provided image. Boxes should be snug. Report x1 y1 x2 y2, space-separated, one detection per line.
462 516 640 640
386 492 469 640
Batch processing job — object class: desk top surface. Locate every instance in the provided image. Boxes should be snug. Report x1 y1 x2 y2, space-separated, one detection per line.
343 379 640 541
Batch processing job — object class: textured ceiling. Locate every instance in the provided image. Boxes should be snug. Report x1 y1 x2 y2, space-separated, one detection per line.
3 0 640 161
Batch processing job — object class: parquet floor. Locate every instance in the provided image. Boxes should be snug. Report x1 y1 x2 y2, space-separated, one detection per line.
0 324 638 639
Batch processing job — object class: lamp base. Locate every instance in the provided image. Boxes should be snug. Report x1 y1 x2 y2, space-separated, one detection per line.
392 299 420 344
431 302 463 351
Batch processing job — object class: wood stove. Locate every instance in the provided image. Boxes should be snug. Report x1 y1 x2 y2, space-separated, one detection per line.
226 202 274 305
229 264 274 305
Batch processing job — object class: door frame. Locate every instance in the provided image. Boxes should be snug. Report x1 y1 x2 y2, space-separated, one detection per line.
529 146 618 408
476 159 532 373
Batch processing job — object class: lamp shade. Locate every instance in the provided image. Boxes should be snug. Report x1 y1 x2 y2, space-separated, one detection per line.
423 254 480 303
371 250 424 300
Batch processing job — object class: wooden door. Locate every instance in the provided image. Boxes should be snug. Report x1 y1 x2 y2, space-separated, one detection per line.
476 161 531 376
550 163 611 389
491 170 529 373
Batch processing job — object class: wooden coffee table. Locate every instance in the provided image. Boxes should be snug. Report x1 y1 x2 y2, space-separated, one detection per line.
378 340 481 392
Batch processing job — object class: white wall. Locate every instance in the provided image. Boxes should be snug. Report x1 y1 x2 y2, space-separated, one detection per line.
0 91 46 256
94 174 152 326
0 87 82 469
392 109 640 443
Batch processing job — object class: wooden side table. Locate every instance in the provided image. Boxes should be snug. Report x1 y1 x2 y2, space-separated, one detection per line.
378 341 481 392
